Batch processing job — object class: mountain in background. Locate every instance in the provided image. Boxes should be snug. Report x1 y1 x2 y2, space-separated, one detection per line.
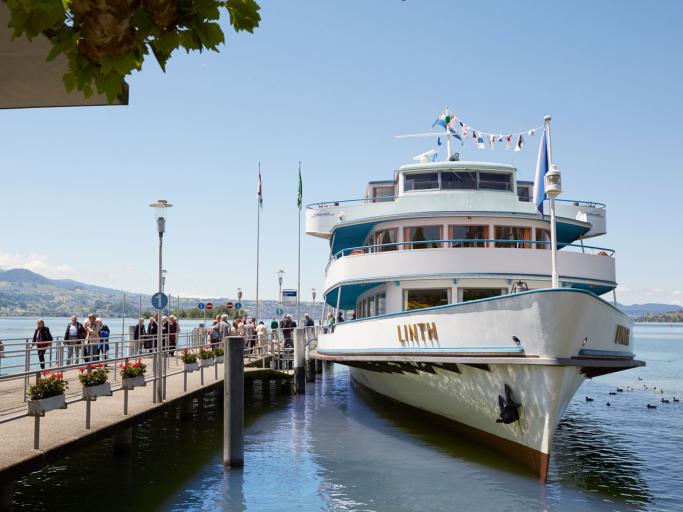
0 268 322 320
1 268 680 321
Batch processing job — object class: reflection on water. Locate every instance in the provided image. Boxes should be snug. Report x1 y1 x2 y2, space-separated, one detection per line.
10 326 683 511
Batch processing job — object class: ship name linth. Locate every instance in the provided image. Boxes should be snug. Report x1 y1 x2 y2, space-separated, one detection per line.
397 322 438 345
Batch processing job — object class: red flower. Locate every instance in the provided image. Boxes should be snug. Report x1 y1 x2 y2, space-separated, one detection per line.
88 364 95 370
79 368 84 373
97 363 103 368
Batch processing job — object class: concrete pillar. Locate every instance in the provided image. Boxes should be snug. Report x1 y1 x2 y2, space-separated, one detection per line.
0 481 13 510
224 336 244 468
180 397 194 421
293 328 306 394
113 427 133 455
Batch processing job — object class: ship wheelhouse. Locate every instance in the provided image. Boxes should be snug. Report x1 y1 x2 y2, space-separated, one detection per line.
305 161 612 321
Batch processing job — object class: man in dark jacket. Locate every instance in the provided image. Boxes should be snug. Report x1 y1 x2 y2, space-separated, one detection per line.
33 319 53 370
280 314 297 349
64 315 85 365
133 318 146 355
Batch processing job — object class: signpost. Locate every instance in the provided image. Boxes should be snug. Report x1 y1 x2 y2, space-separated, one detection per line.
198 302 205 325
206 302 213 310
226 302 234 310
198 302 205 310
275 307 284 317
151 292 169 311
282 289 297 305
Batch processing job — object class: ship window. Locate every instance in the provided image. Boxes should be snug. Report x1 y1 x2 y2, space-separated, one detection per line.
372 186 395 203
404 226 443 249
404 172 439 191
441 171 477 190
449 225 488 248
368 295 376 317
517 184 531 202
404 289 450 311
460 288 506 302
479 172 512 191
536 228 551 250
494 226 531 248
374 228 398 252
377 293 386 315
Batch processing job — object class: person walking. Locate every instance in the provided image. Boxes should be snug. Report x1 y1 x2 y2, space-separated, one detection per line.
32 319 53 370
83 314 100 363
64 315 85 365
133 318 146 355
281 314 296 349
169 315 178 356
147 316 158 352
245 318 255 348
97 318 110 361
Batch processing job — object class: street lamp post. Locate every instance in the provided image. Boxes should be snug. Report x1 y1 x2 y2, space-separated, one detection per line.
277 270 285 304
150 200 172 403
545 165 562 289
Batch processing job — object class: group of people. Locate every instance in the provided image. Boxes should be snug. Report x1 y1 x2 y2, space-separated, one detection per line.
33 314 112 370
208 314 268 348
132 315 180 355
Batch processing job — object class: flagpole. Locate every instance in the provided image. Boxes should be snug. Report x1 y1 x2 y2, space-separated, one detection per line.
256 163 261 323
544 115 559 289
297 161 302 327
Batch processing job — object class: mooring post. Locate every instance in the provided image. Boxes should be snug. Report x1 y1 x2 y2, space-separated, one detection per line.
224 336 244 468
293 328 306 394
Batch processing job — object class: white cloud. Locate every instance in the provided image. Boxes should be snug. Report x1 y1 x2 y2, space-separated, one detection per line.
617 284 683 305
0 249 73 279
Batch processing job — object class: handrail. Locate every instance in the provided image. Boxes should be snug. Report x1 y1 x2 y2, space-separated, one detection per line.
306 196 398 209
330 239 615 260
553 199 606 209
307 197 605 210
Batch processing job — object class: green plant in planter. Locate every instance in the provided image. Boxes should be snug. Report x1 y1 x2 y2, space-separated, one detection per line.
198 346 214 359
214 346 224 357
78 363 109 386
28 372 68 400
119 359 147 378
5 0 261 102
180 349 198 363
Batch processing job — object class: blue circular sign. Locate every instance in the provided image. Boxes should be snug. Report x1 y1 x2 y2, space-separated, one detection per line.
235 302 242 309
151 292 169 310
276 308 284 316
198 302 205 310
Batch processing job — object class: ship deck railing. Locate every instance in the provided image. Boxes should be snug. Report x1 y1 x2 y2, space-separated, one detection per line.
307 197 605 209
329 239 615 264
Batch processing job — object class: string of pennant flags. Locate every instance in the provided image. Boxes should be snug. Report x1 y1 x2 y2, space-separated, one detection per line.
433 109 543 152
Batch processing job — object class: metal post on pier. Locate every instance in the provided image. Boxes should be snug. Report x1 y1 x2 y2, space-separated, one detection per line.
293 328 305 394
224 336 244 468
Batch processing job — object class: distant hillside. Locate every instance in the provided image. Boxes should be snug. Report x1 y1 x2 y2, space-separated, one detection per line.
618 303 683 318
635 311 683 323
0 268 322 320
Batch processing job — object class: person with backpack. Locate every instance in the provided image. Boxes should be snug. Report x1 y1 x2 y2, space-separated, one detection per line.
32 319 53 370
97 318 110 361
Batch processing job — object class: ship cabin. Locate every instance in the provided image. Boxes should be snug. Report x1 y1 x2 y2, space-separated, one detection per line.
305 160 612 322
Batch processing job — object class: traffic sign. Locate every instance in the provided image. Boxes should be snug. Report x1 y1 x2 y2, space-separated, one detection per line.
276 307 284 316
151 292 168 310
198 302 205 310
235 302 242 309
206 302 213 311
226 302 234 310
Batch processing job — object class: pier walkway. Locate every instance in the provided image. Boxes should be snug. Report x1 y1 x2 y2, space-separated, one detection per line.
0 331 296 486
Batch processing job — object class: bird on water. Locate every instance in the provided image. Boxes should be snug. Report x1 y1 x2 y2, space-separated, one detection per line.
647 404 657 409
585 397 594 402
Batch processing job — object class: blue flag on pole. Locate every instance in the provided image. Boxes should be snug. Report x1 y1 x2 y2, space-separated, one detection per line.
532 130 548 214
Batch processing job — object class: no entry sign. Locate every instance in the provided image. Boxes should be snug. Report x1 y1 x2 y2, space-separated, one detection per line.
206 302 213 311
226 302 234 310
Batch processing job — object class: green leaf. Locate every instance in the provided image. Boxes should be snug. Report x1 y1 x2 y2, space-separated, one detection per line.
226 0 261 33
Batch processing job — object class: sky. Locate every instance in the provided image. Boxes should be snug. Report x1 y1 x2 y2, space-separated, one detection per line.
1 0 682 306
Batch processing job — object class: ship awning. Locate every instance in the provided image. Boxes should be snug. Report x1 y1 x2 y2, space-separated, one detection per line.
324 281 385 309
0 3 128 108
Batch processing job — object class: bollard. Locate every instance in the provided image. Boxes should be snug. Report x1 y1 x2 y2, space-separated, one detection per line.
293 328 305 394
224 336 244 468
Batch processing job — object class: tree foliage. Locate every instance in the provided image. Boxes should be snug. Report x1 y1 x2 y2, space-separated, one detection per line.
5 0 261 102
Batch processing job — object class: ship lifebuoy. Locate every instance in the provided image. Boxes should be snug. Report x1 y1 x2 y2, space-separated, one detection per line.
597 251 609 256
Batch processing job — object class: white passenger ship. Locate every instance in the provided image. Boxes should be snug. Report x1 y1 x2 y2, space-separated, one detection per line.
306 116 643 480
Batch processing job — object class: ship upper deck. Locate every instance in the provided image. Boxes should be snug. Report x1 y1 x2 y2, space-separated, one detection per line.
305 161 606 254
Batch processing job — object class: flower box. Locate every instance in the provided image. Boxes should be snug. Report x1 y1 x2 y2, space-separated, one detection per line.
27 393 67 416
82 382 112 400
184 362 199 373
122 375 146 390
215 355 224 364
200 358 214 368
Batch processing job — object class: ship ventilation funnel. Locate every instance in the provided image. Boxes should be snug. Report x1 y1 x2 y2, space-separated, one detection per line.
496 384 521 424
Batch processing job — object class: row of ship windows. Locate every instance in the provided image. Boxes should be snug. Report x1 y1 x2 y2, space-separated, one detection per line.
354 288 504 319
370 225 551 250
403 171 513 192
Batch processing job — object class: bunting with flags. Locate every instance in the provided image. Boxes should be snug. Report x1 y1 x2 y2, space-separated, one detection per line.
297 165 303 210
532 130 549 213
257 167 263 209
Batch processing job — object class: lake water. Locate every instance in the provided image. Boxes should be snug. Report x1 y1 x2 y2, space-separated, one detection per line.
8 323 683 511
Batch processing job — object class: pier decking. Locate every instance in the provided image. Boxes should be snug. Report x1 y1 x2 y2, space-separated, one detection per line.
0 334 294 486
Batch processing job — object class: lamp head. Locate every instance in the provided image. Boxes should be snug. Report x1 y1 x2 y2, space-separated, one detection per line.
150 200 173 234
544 165 562 198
